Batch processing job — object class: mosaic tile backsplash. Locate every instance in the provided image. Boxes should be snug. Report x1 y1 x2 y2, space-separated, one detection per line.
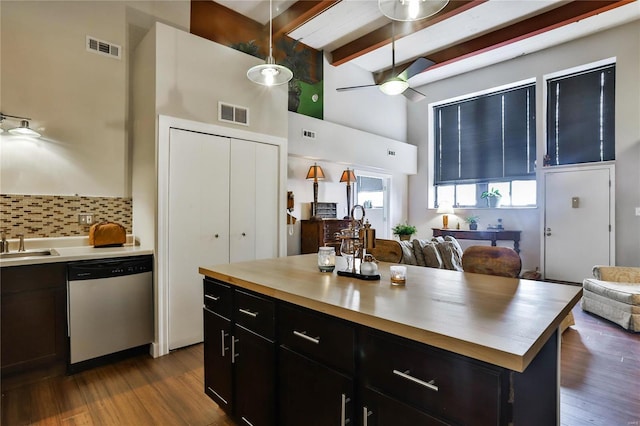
0 194 132 238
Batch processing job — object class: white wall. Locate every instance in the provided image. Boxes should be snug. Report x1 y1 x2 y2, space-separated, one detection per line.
407 20 640 269
0 1 190 198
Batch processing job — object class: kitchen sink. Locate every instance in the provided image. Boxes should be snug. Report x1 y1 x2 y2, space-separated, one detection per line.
0 248 60 259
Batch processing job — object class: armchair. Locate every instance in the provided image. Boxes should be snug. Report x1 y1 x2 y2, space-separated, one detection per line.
582 265 640 332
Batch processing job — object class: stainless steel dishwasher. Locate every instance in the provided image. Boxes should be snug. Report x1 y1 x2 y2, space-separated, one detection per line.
67 255 153 371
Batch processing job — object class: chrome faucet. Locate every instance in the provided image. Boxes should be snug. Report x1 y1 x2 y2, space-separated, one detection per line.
17 234 25 252
1 232 8 253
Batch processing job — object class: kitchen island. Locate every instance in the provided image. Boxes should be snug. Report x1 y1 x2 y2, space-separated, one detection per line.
200 254 582 425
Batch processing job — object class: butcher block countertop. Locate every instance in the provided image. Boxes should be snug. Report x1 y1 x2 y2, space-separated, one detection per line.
200 254 582 373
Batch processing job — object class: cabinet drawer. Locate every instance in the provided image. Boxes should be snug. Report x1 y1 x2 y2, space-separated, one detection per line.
235 290 275 340
361 330 507 425
203 278 232 319
279 304 355 375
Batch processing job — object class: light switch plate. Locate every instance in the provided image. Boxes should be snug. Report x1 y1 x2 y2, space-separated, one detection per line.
636 207 640 216
78 213 94 225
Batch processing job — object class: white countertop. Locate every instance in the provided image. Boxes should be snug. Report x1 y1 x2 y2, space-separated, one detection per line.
0 236 153 267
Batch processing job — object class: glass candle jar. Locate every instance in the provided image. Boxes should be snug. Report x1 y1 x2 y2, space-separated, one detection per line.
318 247 336 272
389 265 407 285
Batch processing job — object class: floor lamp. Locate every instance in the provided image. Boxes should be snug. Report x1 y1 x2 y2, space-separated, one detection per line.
306 163 325 220
340 168 357 219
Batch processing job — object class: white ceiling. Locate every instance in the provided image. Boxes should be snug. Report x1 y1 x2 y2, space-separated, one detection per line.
214 0 640 87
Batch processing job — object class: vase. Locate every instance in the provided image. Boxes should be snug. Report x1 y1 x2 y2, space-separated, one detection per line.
399 234 411 241
469 223 478 230
487 197 500 208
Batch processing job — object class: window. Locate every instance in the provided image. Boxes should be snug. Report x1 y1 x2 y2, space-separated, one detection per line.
546 63 615 165
434 83 536 207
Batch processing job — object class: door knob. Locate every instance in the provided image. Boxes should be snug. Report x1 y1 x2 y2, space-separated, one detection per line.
242 232 246 237
545 228 552 236
214 234 219 238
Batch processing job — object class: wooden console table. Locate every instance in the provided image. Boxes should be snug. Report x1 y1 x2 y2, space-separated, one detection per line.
432 228 522 254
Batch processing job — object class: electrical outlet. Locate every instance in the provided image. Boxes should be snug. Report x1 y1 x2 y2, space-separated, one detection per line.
78 214 94 225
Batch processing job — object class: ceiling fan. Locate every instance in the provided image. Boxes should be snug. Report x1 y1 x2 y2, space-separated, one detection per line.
336 26 435 102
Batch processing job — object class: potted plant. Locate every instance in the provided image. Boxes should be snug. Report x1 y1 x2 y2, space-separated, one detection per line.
481 188 502 208
392 222 417 241
465 216 479 230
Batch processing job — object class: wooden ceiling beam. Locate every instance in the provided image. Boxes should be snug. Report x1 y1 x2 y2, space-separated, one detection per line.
376 0 634 80
271 0 340 39
330 0 486 66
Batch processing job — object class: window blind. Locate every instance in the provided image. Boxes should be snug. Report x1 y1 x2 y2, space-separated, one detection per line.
435 84 536 185
547 64 615 165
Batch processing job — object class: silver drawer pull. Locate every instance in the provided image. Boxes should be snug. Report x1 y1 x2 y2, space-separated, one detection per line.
392 369 439 392
293 330 320 344
340 393 351 426
221 330 226 357
363 407 372 426
241 416 254 426
238 308 258 318
205 294 220 301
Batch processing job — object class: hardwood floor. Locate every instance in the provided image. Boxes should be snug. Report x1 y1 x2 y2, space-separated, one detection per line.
2 306 638 426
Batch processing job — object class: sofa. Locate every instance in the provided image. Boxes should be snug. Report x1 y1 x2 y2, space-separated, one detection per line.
582 265 640 332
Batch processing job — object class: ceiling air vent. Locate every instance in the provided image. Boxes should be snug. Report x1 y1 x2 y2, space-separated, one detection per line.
218 102 249 126
86 36 121 59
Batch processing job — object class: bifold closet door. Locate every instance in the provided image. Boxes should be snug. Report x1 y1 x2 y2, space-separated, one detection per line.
168 128 230 350
229 140 279 263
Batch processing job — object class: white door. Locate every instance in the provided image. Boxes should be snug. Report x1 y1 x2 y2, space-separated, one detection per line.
168 129 230 350
229 140 279 262
543 166 613 283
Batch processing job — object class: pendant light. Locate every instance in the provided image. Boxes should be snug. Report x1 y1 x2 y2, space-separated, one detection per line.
378 0 449 22
247 0 293 86
0 112 41 138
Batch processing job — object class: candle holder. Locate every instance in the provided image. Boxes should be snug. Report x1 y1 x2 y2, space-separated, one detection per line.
317 246 336 272
390 265 407 285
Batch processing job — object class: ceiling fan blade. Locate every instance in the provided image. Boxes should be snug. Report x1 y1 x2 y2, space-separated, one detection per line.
336 84 378 92
398 57 436 81
403 87 426 102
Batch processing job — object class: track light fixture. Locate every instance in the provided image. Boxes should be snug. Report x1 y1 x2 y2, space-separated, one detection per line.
0 112 41 138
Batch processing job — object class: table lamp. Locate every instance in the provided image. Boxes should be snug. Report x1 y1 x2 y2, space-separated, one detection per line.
436 204 454 229
306 163 325 220
339 168 357 219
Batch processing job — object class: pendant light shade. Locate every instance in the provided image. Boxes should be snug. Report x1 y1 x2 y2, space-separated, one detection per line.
379 0 449 21
247 0 293 86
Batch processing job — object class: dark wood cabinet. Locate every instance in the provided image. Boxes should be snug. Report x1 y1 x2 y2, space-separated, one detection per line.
203 277 276 426
300 219 351 254
362 388 447 426
279 347 354 426
1 263 68 381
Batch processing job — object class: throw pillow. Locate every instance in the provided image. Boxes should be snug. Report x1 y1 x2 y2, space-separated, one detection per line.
436 241 464 271
444 236 464 262
422 242 443 268
412 239 429 266
399 240 417 265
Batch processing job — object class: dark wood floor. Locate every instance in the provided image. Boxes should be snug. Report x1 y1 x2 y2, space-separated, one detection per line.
2 306 638 425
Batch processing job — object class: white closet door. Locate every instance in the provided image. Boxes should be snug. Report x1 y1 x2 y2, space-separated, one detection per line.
168 129 230 350
229 139 256 263
254 142 279 259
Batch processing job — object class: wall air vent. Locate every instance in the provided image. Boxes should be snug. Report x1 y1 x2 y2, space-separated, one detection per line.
218 102 249 126
302 129 316 139
86 36 121 59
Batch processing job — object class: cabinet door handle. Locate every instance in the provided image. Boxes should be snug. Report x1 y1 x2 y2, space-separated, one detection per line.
221 330 226 357
241 416 254 426
293 330 320 344
232 337 239 363
205 294 220 302
238 308 258 318
392 369 439 392
340 393 351 426
362 407 372 426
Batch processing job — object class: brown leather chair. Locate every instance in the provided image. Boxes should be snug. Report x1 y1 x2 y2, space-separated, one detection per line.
368 239 403 263
461 245 522 278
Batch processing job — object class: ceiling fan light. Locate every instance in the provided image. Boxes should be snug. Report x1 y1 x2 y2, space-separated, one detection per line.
8 119 41 138
380 78 409 96
378 0 449 21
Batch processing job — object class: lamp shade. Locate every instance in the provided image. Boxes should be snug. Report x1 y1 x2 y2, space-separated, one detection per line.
436 204 454 215
340 169 356 184
379 78 409 96
247 57 293 87
306 163 325 181
8 120 41 138
378 0 449 21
